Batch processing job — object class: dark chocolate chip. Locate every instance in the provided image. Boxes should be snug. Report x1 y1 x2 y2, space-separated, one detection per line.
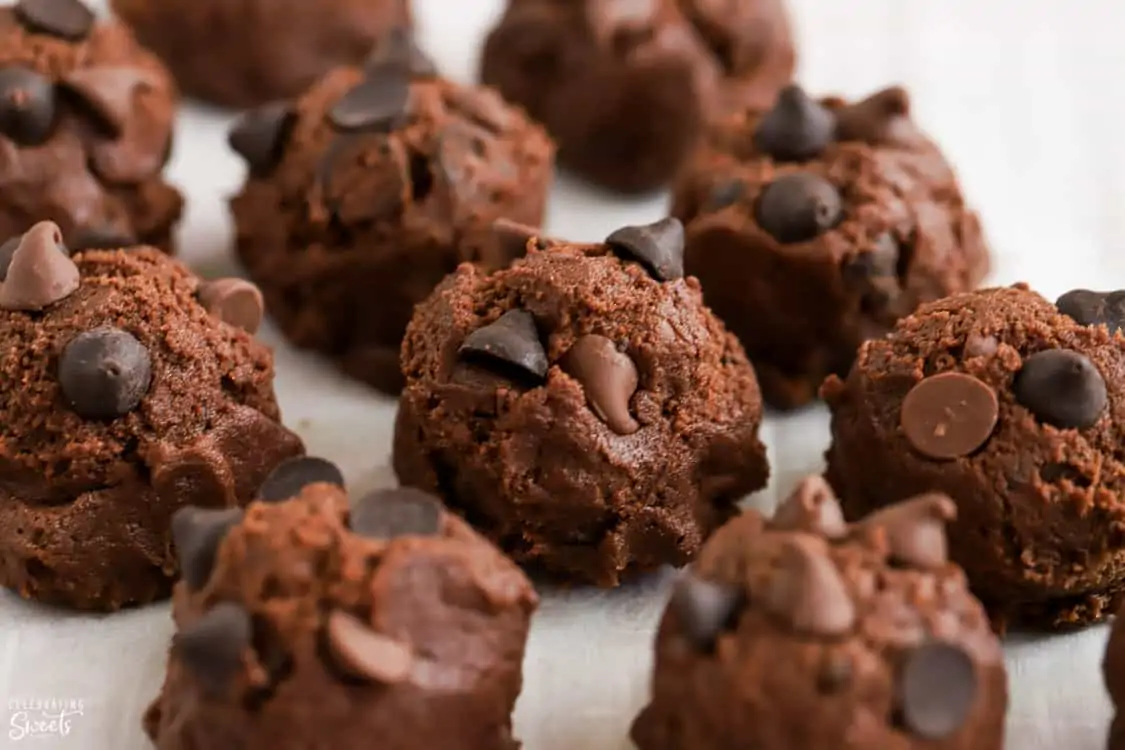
366 27 437 79
753 84 836 162
835 86 915 146
14 0 94 41
861 494 956 569
0 66 56 145
171 506 243 590
771 475 847 538
0 221 78 310
69 223 137 251
605 217 684 281
458 309 548 381
349 487 442 540
198 278 264 335
328 70 410 133
898 642 977 739
756 173 842 244
669 572 742 651
325 609 413 683
842 234 898 284
900 372 998 459
764 536 855 637
704 179 746 212
0 235 21 281
257 456 345 502
228 102 296 176
1056 289 1125 335
561 334 640 435
58 327 151 419
174 602 252 698
60 67 155 138
1014 349 1106 429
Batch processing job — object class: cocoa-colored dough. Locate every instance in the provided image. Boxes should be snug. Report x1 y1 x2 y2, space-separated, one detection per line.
671 85 990 409
110 0 412 108
0 1 183 253
480 0 794 193
632 476 1007 750
824 284 1125 630
143 463 538 750
0 225 302 611
230 62 555 394
393 220 769 586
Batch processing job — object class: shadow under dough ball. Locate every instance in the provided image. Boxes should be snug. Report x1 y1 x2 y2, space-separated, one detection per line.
670 84 990 409
110 0 412 108
823 283 1125 630
0 0 183 253
392 218 770 586
479 0 795 193
632 476 1007 750
228 51 555 394
144 457 538 750
0 220 303 611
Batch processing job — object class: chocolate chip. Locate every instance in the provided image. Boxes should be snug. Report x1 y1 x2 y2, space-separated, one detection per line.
835 86 916 146
257 456 345 502
325 609 413 684
842 233 898 285
771 475 847 538
0 221 78 311
0 66 56 145
487 218 544 266
174 602 252 698
764 536 856 637
61 67 155 138
861 494 956 569
1056 289 1125 335
1014 349 1106 429
561 335 640 435
458 310 548 381
58 327 152 419
900 372 998 460
349 487 442 540
0 235 20 281
605 217 684 281
198 278 265 335
668 572 742 651
171 506 243 589
704 179 745 211
70 224 136 251
756 173 842 244
366 27 437 79
753 85 836 162
898 642 978 739
328 70 410 133
228 102 296 176
14 0 94 41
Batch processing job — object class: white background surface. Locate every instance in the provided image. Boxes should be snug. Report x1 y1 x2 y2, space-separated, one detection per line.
1 0 1122 748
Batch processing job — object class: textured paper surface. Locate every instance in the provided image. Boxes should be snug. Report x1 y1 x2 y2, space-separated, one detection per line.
0 0 1120 748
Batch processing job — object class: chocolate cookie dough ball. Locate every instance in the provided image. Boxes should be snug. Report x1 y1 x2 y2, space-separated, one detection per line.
632 477 1007 750
671 85 990 408
0 0 182 253
823 284 1125 629
229 54 555 394
0 221 303 611
480 0 794 193
111 0 412 108
393 219 769 586
144 459 538 750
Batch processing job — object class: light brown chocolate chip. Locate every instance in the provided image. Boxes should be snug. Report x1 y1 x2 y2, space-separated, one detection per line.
900 372 998 460
561 334 640 435
764 535 855 637
174 602 251 698
0 221 79 311
325 609 413 683
835 86 918 146
898 642 978 739
771 475 847 538
198 278 265 334
61 66 155 137
861 494 956 569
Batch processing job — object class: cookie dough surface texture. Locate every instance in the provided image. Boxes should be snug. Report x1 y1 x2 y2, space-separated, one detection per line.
229 54 555 394
393 219 769 586
110 0 412 108
0 0 183 254
632 477 1007 750
824 283 1125 629
144 460 538 750
671 84 990 409
0 221 303 611
480 0 794 193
